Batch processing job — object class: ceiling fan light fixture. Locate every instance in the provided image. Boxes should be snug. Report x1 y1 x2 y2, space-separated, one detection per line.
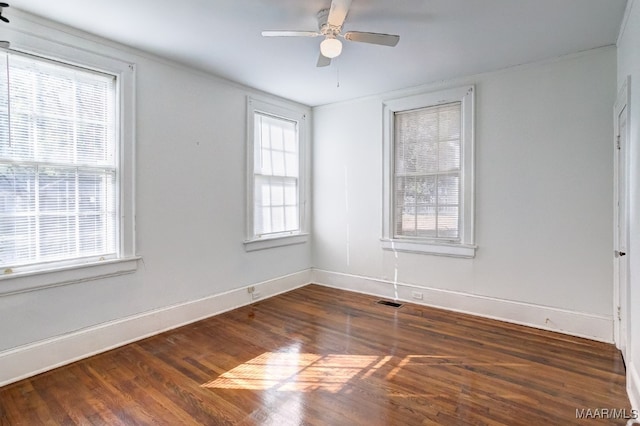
320 37 342 58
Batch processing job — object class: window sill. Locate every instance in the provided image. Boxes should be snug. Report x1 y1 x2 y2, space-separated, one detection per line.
244 233 309 252
381 239 476 258
0 257 140 296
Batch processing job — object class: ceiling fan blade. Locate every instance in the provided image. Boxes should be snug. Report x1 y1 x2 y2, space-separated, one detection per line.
316 53 331 67
344 31 400 47
261 30 320 37
327 0 352 28
0 3 8 7
0 15 8 23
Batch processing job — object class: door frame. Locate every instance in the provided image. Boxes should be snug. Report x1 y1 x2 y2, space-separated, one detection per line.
613 75 631 359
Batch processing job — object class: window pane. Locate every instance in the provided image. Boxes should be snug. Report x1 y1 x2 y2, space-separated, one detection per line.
416 205 437 237
395 110 438 174
39 168 77 212
259 181 270 207
37 72 74 117
0 165 36 214
285 152 298 178
0 165 37 265
260 148 272 175
285 206 298 231
396 204 415 236
0 216 36 266
272 150 285 176
79 214 106 253
76 77 111 122
39 215 77 260
37 117 75 163
438 206 459 238
416 176 436 205
439 104 461 140
79 172 112 213
1 113 33 161
395 139 438 175
259 117 271 149
255 206 271 236
271 206 285 233
77 123 110 165
271 182 284 206
395 175 414 204
438 175 460 206
284 181 297 206
283 127 297 152
439 140 460 172
270 123 284 151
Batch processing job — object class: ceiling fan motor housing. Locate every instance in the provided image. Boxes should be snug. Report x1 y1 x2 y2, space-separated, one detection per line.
317 9 340 37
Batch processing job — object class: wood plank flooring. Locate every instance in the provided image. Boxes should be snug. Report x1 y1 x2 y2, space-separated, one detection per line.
0 284 631 425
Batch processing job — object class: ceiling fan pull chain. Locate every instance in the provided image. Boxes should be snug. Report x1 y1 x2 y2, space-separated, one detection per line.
336 59 340 88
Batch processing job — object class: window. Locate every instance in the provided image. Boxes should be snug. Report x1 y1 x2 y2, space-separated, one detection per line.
0 40 136 291
245 97 308 251
382 86 476 257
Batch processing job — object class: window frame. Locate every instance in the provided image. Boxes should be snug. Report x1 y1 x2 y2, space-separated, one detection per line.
381 85 476 258
0 32 137 295
244 96 309 252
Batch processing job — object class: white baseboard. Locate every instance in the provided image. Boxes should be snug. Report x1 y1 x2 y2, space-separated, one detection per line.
312 269 614 343
629 362 640 412
0 269 311 387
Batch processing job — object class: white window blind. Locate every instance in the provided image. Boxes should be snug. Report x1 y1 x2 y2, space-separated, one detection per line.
253 112 299 237
0 52 118 270
394 102 461 240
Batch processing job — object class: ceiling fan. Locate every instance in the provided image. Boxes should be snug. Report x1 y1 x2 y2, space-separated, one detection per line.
261 0 400 67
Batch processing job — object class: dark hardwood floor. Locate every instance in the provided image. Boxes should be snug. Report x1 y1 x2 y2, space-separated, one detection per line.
0 284 631 425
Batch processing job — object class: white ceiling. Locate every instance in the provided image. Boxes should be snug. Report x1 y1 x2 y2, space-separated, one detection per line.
6 0 628 106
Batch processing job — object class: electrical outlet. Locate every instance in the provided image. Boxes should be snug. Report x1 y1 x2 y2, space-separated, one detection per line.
247 286 255 294
411 291 423 300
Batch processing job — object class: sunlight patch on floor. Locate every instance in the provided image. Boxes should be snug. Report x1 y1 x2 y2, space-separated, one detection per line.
202 352 530 393
202 352 382 393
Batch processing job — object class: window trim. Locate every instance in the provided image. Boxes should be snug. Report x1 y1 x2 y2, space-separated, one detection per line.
244 96 309 251
0 30 137 291
381 85 476 258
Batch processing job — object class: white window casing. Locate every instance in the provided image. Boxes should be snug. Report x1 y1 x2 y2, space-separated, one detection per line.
0 33 137 295
244 96 309 251
382 85 476 258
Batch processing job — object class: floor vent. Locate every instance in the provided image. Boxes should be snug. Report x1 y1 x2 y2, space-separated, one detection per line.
377 300 403 308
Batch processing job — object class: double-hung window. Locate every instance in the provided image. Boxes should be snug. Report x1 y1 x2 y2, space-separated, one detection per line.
245 97 308 251
0 42 135 287
382 86 476 257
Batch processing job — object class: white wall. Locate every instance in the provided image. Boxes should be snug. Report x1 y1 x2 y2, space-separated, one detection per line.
617 0 640 410
0 13 311 360
313 47 617 339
